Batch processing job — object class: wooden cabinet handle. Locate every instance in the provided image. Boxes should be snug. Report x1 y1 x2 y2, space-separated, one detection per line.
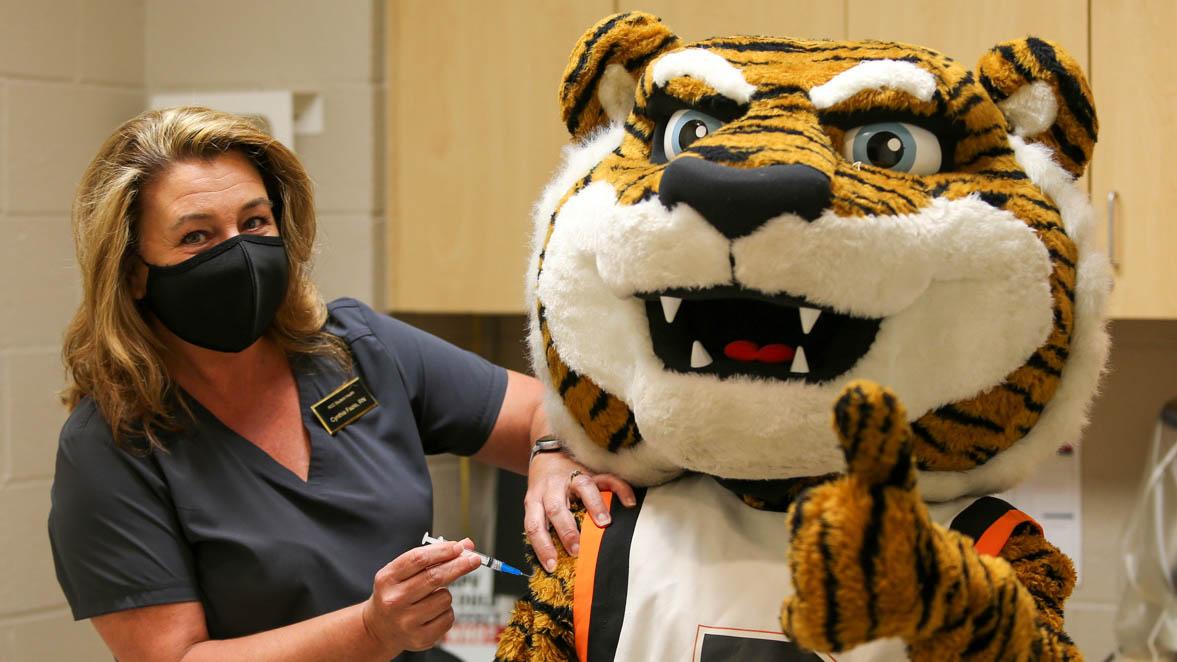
1106 190 1119 269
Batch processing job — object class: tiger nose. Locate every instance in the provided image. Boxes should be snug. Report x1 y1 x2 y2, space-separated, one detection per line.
658 158 831 239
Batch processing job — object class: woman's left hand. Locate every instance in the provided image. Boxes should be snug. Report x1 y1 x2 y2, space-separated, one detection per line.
524 451 636 573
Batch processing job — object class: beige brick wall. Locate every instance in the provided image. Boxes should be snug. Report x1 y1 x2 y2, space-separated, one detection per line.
0 0 144 658
0 1 385 659
145 0 386 307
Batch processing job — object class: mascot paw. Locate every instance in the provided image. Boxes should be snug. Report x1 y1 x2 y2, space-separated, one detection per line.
782 380 937 652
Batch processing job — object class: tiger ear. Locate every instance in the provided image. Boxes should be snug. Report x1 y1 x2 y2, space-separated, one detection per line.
977 37 1098 177
559 12 680 142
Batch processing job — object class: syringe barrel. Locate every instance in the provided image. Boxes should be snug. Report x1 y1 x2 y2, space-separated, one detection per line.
422 532 523 576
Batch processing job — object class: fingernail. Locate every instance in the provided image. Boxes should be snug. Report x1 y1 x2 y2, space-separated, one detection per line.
570 542 580 556
596 513 611 526
623 498 636 507
543 558 556 573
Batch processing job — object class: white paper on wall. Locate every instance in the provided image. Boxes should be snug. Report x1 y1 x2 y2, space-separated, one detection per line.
998 444 1083 583
148 90 323 151
440 566 514 661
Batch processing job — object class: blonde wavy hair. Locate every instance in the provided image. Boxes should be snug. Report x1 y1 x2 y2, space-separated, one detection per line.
62 106 348 451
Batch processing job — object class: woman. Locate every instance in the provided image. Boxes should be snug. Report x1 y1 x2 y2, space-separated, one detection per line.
48 106 633 661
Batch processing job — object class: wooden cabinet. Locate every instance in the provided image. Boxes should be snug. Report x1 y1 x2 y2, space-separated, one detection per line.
617 0 845 41
1090 1 1177 319
846 0 1087 68
385 1 611 313
387 1 1174 319
849 0 1177 320
384 1 845 314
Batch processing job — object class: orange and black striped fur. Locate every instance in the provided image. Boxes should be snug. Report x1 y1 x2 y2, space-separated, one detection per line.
501 11 1107 661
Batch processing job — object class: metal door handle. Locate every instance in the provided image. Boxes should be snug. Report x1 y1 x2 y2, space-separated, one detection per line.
1107 191 1119 269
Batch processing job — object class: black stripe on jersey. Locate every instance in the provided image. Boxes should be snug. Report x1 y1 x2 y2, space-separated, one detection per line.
949 496 1018 543
587 488 647 662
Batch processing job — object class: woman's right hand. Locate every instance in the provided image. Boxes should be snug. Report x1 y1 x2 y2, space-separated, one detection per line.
362 538 481 654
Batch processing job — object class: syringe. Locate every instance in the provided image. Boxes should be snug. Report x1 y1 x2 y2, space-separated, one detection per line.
421 532 531 577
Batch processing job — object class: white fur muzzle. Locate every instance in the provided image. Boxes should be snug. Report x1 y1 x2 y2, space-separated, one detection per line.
532 140 1064 488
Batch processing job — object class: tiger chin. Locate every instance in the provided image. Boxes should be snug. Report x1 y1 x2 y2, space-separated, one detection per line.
497 12 1109 662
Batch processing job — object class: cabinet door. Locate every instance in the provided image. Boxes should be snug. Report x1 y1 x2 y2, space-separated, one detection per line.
1090 1 1177 319
386 1 611 313
618 0 845 41
847 0 1087 68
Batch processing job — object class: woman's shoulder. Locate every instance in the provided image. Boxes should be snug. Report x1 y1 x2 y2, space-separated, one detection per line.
57 397 153 468
324 297 379 340
325 296 370 316
53 397 166 510
323 297 419 352
59 397 111 450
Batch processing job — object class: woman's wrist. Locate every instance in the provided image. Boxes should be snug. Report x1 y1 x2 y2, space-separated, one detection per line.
528 435 565 464
355 601 403 660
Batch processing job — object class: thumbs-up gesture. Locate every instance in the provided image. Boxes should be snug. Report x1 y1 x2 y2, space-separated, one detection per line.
781 380 1085 661
782 380 949 652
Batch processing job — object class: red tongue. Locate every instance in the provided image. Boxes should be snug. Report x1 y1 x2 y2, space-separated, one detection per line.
757 344 795 363
723 341 795 364
724 340 759 362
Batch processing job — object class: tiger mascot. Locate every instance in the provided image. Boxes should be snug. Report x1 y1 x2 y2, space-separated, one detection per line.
496 12 1108 662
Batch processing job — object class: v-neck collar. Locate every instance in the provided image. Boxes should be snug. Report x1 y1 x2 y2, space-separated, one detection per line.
181 353 337 489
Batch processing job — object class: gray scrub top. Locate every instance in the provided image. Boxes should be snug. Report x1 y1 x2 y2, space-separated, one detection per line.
48 298 508 652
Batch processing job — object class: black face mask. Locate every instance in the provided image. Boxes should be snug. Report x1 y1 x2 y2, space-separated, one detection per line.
140 235 289 353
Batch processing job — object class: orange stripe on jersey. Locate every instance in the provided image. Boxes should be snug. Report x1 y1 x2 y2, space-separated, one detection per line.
974 509 1042 557
574 491 611 661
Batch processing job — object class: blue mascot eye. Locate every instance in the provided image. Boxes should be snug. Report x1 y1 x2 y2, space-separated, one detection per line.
842 122 942 175
663 109 725 159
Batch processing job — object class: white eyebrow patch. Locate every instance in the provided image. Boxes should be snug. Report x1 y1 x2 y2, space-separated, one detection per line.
808 59 937 109
651 48 757 104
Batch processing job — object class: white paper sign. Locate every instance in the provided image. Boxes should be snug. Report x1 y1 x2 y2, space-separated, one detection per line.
998 444 1083 582
440 567 513 661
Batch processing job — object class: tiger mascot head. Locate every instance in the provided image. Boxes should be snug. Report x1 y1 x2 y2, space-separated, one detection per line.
529 12 1109 503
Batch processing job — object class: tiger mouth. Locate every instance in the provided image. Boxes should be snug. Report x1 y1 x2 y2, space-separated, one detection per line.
641 286 882 383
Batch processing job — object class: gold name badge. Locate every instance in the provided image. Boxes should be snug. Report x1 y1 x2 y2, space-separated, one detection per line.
311 377 378 435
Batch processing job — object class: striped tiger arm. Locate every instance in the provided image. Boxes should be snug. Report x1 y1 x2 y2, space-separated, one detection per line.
782 381 1082 661
495 514 581 662
982 523 1082 660
902 522 1082 661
